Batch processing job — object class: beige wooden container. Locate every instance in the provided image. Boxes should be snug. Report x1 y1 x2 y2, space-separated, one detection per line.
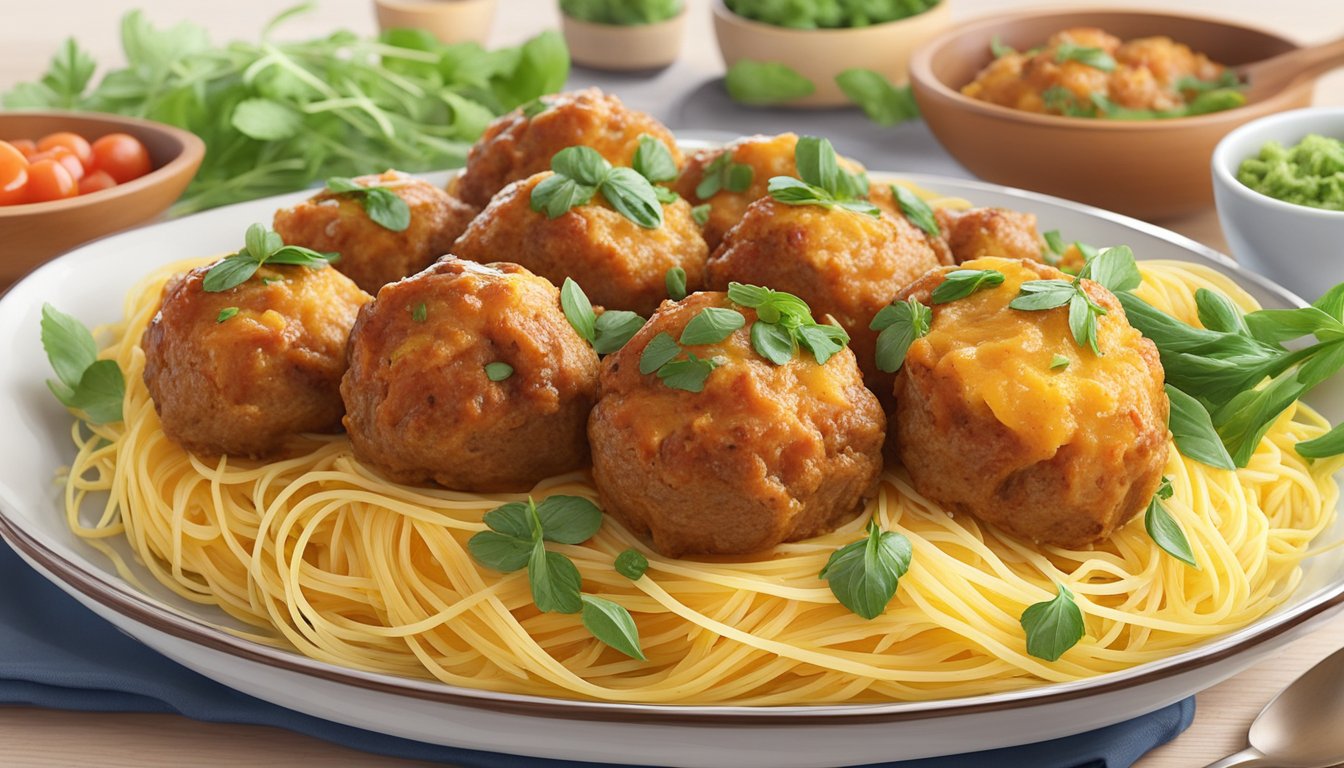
562 8 688 72
373 0 499 45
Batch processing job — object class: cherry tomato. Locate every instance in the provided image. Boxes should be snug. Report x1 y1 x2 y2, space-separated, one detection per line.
91 133 151 183
25 158 77 203
78 170 117 196
0 141 28 206
10 139 37 159
29 146 85 182
37 132 94 172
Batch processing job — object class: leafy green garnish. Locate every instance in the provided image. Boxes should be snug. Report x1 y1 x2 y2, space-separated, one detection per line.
615 549 649 580
484 362 514 381
1054 42 1116 71
665 266 688 300
639 328 723 393
767 136 878 216
203 223 335 293
3 9 569 214
1010 245 1141 354
728 282 850 365
639 332 682 374
657 353 719 393
411 302 427 323
990 36 1016 58
690 204 710 226
216 307 240 323
325 177 411 232
1049 354 1070 370
632 134 679 184
819 518 912 620
560 277 598 344
532 146 665 228
1165 385 1236 470
679 306 745 346
724 60 815 105
1021 584 1085 662
834 68 919 126
40 304 125 424
871 297 932 373
1145 477 1198 568
930 269 1005 304
560 0 682 25
592 311 646 355
695 152 755 200
724 0 938 29
468 497 644 659
891 184 940 236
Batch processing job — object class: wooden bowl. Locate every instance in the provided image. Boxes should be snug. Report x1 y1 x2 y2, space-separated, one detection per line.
563 8 688 72
712 0 952 108
373 0 498 45
908 9 1316 220
0 111 204 288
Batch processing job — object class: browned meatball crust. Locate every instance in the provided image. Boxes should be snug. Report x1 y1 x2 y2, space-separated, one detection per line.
142 262 371 459
452 172 708 316
342 259 600 492
589 292 886 557
934 206 1045 264
673 133 867 251
273 170 477 294
891 257 1169 548
451 88 683 209
706 196 944 391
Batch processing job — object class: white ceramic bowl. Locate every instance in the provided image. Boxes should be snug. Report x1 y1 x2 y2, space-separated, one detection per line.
1212 107 1344 302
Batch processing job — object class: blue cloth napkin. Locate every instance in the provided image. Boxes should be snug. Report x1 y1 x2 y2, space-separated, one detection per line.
0 541 1192 768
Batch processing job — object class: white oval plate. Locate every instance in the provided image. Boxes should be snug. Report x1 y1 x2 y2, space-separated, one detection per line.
2 172 1342 767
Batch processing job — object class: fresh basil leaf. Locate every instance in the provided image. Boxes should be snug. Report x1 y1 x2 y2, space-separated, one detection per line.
484 361 513 381
520 97 549 118
690 204 710 227
202 254 261 293
871 298 931 373
1054 42 1116 72
836 199 882 217
411 302 428 323
751 320 796 365
1043 230 1067 256
1313 283 1344 322
891 184 939 236
535 495 603 545
1068 292 1102 355
1146 488 1198 569
640 332 682 375
1195 288 1250 335
632 134 678 183
467 531 533 572
724 59 815 105
529 541 583 614
593 310 646 355
797 323 849 365
243 223 270 262
59 359 125 424
795 136 839 193
1244 307 1344 345
552 145 611 186
726 282 773 310
665 266 688 300
560 278 597 344
614 549 649 580
725 163 754 193
1216 341 1344 467
835 69 919 126
1021 584 1085 662
1080 246 1141 293
768 175 831 206
40 303 98 392
362 187 412 232
657 353 718 392
231 97 303 141
265 245 335 268
1010 281 1075 311
931 269 1005 304
1166 385 1236 470
601 167 665 229
580 594 646 660
484 501 535 540
324 176 365 194
653 185 679 204
1297 422 1344 459
679 307 745 346
531 173 596 219
694 153 729 200
216 307 239 323
819 518 911 620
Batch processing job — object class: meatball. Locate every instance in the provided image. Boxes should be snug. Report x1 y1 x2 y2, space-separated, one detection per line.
141 261 370 459
342 258 599 492
452 172 708 316
672 133 867 251
589 292 886 557
933 206 1044 264
706 196 944 390
273 170 477 294
450 88 682 209
890 257 1169 548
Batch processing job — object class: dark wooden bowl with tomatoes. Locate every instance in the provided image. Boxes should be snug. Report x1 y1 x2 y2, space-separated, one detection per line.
0 111 204 288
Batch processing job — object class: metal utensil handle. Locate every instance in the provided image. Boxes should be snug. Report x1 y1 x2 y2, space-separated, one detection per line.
1201 746 1273 768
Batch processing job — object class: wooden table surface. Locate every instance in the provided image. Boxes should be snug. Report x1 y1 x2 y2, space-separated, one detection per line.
3 1 1343 766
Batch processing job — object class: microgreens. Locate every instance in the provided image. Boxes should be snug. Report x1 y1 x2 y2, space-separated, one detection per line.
891 184 940 236
819 518 912 620
202 223 336 293
325 176 412 232
1021 584 1085 662
767 136 877 216
468 496 645 660
1145 477 1198 568
531 146 665 228
871 297 932 373
695 151 754 200
559 278 646 355
728 282 850 366
40 304 125 424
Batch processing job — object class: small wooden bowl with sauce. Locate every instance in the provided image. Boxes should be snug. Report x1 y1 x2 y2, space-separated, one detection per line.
908 9 1317 221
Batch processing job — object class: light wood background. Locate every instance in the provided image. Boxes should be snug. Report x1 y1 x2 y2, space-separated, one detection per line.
2 1 1343 766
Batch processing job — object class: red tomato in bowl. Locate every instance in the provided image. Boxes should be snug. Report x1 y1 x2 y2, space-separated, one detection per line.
37 132 94 172
29 146 85 182
25 158 77 203
78 170 117 195
91 133 152 183
0 141 28 206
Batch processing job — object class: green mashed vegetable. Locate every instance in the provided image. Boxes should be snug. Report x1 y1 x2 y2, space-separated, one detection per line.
1237 134 1344 211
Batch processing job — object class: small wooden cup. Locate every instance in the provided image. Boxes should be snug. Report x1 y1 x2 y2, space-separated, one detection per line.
373 0 499 45
562 8 688 72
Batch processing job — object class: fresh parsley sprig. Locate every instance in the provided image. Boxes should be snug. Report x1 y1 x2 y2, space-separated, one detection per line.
1145 477 1198 568
871 297 932 373
819 518 912 620
767 136 877 216
531 146 665 228
727 282 850 366
559 278 646 355
324 177 411 232
1021 584 1085 662
468 496 645 660
203 223 336 293
41 304 125 424
695 151 754 199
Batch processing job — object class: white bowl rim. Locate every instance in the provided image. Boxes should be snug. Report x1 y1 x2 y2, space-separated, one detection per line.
1211 105 1344 220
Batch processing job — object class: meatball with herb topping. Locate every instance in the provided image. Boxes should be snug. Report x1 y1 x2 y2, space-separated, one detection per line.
341 258 600 492
589 289 885 557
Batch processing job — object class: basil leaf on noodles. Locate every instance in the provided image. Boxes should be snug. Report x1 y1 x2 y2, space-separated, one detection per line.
615 549 649 580
1145 477 1198 569
1021 584 1085 662
529 538 584 614
581 595 646 660
536 495 603 545
467 531 532 573
40 303 125 424
819 518 912 620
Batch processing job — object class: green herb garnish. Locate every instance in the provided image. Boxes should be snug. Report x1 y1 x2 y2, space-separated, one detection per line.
411 302 427 323
531 146 665 228
615 549 649 580
632 134 678 184
1054 42 1116 71
990 36 1016 58
560 0 682 25
639 332 682 374
1145 477 1198 568
871 297 931 373
484 362 514 381
665 266 688 300
1010 245 1139 354
690 204 710 226
1021 584 1085 662
1049 354 1070 370
592 310 646 355
724 60 815 105
560 277 597 344
695 152 755 200
767 136 878 216
468 496 645 660
819 518 912 620
679 306 745 345
834 69 919 126
728 282 850 365
656 353 719 393
40 304 125 425
216 307 239 323
203 223 336 293
930 269 1005 304
325 177 411 232
891 184 940 236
